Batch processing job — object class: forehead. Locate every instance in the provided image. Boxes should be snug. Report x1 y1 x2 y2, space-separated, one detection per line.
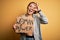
29 3 37 7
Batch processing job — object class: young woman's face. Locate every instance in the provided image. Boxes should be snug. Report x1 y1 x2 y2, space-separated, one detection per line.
27 3 38 15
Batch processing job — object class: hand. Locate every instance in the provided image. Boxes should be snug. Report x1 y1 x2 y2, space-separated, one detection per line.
33 6 41 13
33 9 41 13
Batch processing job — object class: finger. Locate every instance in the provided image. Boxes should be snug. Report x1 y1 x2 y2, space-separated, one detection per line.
35 2 39 6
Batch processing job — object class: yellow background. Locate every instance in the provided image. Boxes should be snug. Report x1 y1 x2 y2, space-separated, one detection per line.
0 0 60 40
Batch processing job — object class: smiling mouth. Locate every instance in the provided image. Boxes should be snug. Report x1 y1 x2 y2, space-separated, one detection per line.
29 10 34 12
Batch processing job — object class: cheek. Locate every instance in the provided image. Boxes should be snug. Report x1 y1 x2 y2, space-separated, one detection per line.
28 7 31 9
28 7 32 10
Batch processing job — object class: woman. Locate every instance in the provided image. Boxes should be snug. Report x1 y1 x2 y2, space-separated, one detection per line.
13 2 48 40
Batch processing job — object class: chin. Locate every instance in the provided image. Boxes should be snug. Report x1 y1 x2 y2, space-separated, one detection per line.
29 13 33 15
29 14 32 15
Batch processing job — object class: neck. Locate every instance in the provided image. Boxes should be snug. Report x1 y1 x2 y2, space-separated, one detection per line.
26 13 33 17
28 14 32 16
28 14 33 18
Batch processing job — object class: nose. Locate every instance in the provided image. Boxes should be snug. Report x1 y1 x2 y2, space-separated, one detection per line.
30 8 35 11
30 7 33 10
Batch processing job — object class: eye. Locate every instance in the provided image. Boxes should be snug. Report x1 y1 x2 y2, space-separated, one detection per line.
34 7 36 9
29 5 32 7
33 7 37 9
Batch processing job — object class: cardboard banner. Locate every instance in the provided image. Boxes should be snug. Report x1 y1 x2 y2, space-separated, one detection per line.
13 17 34 36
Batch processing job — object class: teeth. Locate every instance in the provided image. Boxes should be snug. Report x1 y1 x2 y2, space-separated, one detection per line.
29 10 34 12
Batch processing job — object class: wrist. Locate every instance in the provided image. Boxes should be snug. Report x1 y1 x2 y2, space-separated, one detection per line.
38 9 41 13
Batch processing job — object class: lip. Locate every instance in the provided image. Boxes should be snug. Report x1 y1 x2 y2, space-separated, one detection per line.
29 10 34 12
